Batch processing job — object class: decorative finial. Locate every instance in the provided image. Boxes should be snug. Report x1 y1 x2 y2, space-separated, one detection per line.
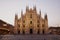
15 13 18 19
39 9 41 16
33 5 36 11
45 13 48 20
26 6 29 12
21 10 23 17
15 13 18 18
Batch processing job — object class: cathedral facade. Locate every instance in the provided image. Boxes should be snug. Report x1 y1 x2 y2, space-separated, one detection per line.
14 6 48 34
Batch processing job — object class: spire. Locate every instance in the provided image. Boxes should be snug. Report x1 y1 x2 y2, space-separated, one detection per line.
39 10 41 16
21 10 23 17
14 13 18 34
15 13 18 20
44 13 48 20
26 6 29 12
39 10 41 19
44 13 48 34
33 6 36 12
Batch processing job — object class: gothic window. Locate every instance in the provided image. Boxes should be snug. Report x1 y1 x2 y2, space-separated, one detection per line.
18 24 20 27
37 25 39 27
23 20 25 23
23 25 25 27
30 21 32 24
30 14 32 18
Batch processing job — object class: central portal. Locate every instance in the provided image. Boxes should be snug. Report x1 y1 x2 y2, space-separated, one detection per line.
30 29 33 34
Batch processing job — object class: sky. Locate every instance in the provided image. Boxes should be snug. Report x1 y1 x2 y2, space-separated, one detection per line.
0 0 60 27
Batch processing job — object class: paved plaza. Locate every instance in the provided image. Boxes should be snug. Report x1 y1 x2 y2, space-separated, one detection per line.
0 35 60 40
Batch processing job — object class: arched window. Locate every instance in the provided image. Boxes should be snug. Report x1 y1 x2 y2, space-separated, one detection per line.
30 21 32 24
23 20 25 23
18 24 20 27
37 25 39 27
23 25 25 27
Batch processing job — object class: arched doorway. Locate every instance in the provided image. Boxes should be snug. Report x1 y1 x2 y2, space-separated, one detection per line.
30 28 33 34
43 30 44 34
18 30 20 34
23 30 25 34
37 29 40 34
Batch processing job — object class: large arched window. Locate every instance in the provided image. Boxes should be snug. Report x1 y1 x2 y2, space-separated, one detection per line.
23 20 25 23
18 24 20 27
42 24 44 27
23 25 25 27
30 21 32 24
37 25 39 27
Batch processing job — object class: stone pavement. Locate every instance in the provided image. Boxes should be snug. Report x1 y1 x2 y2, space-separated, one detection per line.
0 35 60 40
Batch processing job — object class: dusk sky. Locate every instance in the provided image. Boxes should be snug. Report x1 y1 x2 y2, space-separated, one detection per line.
0 0 60 27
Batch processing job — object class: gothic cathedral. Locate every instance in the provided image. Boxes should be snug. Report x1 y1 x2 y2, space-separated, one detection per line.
14 6 48 34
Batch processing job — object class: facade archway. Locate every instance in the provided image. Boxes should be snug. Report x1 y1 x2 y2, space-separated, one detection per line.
18 30 20 34
30 28 33 34
43 30 44 34
37 29 40 34
23 30 25 34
